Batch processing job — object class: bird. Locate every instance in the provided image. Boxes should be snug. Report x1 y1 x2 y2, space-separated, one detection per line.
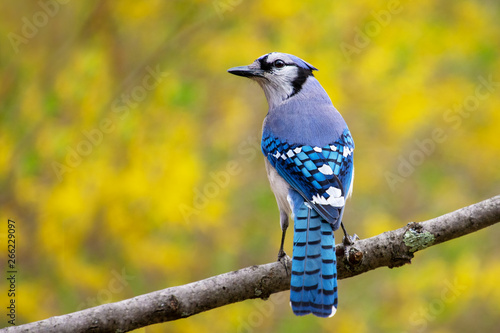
228 52 355 318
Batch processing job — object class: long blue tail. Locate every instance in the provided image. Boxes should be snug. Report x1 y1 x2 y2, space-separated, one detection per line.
290 202 338 317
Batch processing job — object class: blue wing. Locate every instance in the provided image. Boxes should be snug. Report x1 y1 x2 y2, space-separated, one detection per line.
262 128 354 230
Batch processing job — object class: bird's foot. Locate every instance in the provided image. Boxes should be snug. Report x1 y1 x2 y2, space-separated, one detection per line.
277 250 290 275
342 233 359 246
277 249 287 261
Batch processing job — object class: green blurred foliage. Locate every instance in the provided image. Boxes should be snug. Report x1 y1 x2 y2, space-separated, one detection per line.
1 0 499 332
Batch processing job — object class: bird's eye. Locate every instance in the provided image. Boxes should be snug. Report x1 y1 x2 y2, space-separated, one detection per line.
273 60 286 69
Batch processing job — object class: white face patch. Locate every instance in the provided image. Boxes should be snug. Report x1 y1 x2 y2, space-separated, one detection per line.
250 52 305 108
257 65 298 108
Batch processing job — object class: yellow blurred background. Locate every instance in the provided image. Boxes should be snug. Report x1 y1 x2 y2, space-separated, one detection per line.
1 1 499 332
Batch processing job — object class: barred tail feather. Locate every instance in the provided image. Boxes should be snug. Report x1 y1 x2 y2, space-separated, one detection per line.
290 203 338 318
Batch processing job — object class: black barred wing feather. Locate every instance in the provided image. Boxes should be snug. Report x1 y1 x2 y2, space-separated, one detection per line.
262 130 354 229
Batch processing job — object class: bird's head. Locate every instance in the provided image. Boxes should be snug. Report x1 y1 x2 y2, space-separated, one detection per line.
228 52 318 108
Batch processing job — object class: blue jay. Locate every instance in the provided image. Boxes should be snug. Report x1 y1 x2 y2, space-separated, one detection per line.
228 52 355 318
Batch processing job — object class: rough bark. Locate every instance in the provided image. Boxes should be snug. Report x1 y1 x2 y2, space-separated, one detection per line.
4 195 499 333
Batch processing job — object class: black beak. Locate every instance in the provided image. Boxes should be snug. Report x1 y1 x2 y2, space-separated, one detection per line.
227 65 264 78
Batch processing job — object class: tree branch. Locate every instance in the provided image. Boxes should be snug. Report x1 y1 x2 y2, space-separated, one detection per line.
6 196 499 333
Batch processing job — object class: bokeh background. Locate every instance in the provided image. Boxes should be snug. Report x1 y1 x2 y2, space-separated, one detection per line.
1 1 499 332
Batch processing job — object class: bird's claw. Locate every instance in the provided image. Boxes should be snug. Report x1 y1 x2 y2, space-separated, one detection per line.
342 233 359 246
277 249 287 261
277 250 290 275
